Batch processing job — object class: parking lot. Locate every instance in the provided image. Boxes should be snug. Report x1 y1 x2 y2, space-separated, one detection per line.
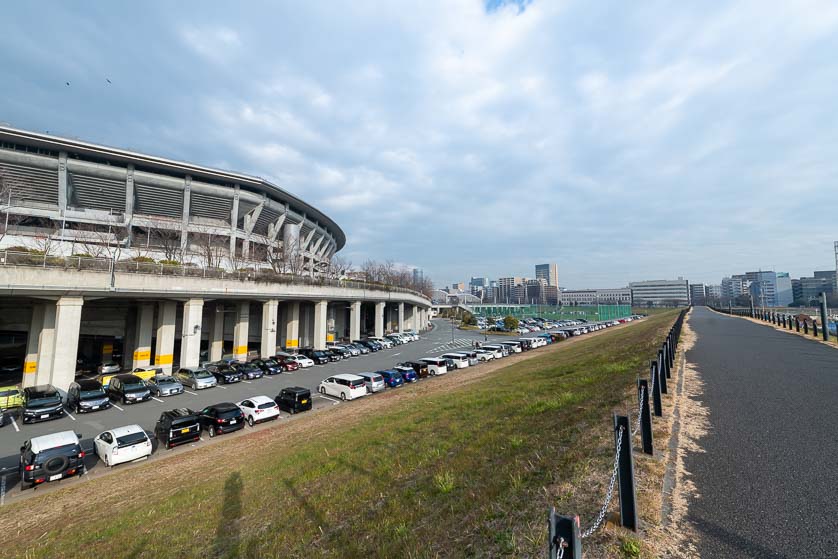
0 317 635 504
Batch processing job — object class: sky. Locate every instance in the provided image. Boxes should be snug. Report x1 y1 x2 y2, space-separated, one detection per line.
2 0 837 288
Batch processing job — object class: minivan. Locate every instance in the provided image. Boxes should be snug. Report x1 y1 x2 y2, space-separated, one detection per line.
107 374 152 404
441 353 470 369
453 351 480 366
275 387 312 414
356 372 386 393
419 358 448 376
318 374 367 400
22 385 65 423
66 379 110 413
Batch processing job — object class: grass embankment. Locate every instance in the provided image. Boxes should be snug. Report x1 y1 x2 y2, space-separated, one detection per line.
2 312 679 558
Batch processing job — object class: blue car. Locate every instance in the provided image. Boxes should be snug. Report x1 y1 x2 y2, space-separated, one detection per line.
377 370 404 388
394 366 417 383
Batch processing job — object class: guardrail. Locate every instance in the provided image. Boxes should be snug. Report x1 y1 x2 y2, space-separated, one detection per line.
712 304 835 342
548 309 687 558
0 250 431 302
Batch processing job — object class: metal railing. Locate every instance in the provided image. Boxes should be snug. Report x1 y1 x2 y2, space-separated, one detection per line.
0 250 431 301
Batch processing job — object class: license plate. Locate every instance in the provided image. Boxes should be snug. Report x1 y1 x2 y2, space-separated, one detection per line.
92 406 99 410
40 414 49 419
49 474 62 481
181 428 190 434
229 419 236 424
301 400 308 404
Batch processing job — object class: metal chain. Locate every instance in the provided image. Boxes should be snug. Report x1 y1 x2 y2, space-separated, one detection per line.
581 425 624 539
632 386 646 436
557 537 565 559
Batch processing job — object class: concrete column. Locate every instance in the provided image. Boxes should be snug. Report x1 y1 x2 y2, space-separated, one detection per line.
58 151 68 214
261 300 279 358
233 302 250 362
285 301 300 350
229 185 239 260
180 299 204 368
410 306 419 332
132 303 155 368
23 305 45 388
210 303 225 361
155 301 177 372
101 340 114 363
350 301 361 341
180 176 191 256
375 302 385 338
35 304 57 386
314 300 328 350
50 296 84 392
398 302 405 333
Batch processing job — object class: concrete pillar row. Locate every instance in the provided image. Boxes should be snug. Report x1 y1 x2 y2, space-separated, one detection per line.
50 296 84 392
350 301 361 341
210 303 225 362
398 302 405 333
132 303 155 369
180 299 204 368
314 300 328 350
374 301 386 338
155 301 177 372
233 302 250 362
23 305 46 388
261 299 279 358
285 301 300 350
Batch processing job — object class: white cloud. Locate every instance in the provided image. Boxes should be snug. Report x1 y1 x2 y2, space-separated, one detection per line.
179 25 241 63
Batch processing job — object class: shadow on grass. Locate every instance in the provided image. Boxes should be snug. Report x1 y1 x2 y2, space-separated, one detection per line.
213 471 243 558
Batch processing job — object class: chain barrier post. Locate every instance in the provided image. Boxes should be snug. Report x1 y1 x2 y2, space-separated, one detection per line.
650 360 662 417
796 319 800 333
638 379 653 455
820 292 830 342
668 333 675 369
613 415 638 531
804 321 809 335
549 509 581 559
658 348 669 393
788 315 793 331
813 321 819 338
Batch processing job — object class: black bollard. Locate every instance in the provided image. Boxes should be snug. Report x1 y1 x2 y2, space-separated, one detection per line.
820 292 830 342
659 349 669 393
814 321 819 337
638 379 653 455
804 321 809 335
549 509 582 559
614 414 638 531
651 360 662 417
796 319 800 333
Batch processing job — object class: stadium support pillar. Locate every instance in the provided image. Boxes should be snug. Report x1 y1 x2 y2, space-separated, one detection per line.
180 176 191 256
50 297 84 392
210 303 225 361
398 302 405 333
180 299 204 369
23 304 53 388
349 301 362 341
314 300 328 350
233 302 250 362
285 302 300 350
261 300 279 358
375 302 386 338
155 301 177 372
131 303 155 369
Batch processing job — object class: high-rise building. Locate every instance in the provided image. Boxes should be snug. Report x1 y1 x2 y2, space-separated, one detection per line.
412 268 424 285
689 283 707 305
746 271 778 307
775 272 793 307
469 277 488 296
535 263 559 287
629 279 690 307
451 282 465 292
497 277 523 303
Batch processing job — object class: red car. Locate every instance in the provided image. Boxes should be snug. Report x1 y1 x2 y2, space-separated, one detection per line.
272 355 300 372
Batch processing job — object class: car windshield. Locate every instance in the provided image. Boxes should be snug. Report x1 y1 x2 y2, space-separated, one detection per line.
33 443 80 462
218 408 242 419
243 364 260 371
194 370 213 379
216 365 234 373
80 389 106 400
123 381 146 391
257 402 275 409
28 394 61 407
116 431 148 448
263 359 277 366
155 376 176 384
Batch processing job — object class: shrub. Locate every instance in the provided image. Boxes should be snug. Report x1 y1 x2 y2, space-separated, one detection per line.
131 256 156 263
158 259 180 266
461 311 477 327
503 316 519 330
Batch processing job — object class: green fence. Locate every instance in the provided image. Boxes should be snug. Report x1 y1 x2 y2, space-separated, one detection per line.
470 304 631 322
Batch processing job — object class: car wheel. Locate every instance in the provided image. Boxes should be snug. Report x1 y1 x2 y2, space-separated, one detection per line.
340 392 347 401
319 387 325 394
247 416 254 427
208 427 215 438
122 396 127 405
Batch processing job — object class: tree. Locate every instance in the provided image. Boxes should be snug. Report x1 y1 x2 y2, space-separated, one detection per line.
0 167 23 244
461 311 477 326
142 219 182 262
503 316 519 331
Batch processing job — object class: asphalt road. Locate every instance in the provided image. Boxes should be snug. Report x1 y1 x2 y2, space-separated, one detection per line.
0 319 521 500
685 307 838 558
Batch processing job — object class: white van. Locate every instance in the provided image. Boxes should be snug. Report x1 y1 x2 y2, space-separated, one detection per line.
499 341 523 353
482 345 506 358
441 353 470 369
318 374 368 400
473 349 494 361
419 358 448 376
368 337 394 349
454 352 480 366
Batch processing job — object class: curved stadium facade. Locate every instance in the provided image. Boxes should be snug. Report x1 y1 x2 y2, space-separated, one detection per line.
0 126 344 270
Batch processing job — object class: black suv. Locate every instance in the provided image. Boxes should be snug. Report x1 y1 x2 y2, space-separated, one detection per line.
205 363 243 384
397 361 430 379
275 387 312 414
19 431 85 489
21 385 65 424
299 349 329 365
107 374 151 404
66 379 111 413
197 403 245 438
155 408 201 449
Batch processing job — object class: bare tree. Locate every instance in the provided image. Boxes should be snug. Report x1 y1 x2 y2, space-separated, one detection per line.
325 255 352 280
0 167 23 244
142 219 182 262
32 225 60 256
190 226 227 269
73 223 124 259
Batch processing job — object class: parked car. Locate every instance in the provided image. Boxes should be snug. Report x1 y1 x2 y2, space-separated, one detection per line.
480 346 504 359
354 340 380 352
393 366 418 382
237 395 280 426
299 349 330 365
97 361 121 375
0 384 23 411
271 356 300 372
93 424 152 468
155 408 201 449
377 369 405 388
107 374 152 404
396 361 430 379
275 387 312 414
326 347 348 360
206 363 243 384
348 342 370 355
368 337 394 349
197 403 245 438
472 349 494 361
19 431 85 489
66 379 111 413
231 361 264 379
22 385 65 423
175 367 217 390
419 357 449 375
499 341 523 353
146 375 184 397
318 374 367 400
356 372 386 393
441 353 470 369
334 343 360 357
384 334 404 346
287 354 315 368
452 351 479 366
249 358 283 375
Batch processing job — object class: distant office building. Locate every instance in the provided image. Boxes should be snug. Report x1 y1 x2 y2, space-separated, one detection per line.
560 288 632 306
498 277 523 303
792 278 803 304
705 284 721 301
535 263 559 287
544 285 560 305
798 271 837 305
629 279 690 307
690 283 707 306
721 276 750 300
775 272 793 307
451 282 465 292
469 277 488 297
412 268 424 285
746 271 778 307
815 270 838 291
